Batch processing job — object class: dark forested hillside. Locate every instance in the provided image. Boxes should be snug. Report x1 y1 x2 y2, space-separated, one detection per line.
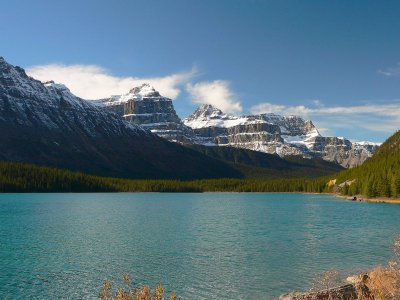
188 145 344 178
333 131 400 198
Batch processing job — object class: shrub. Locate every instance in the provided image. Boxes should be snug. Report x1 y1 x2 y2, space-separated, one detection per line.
99 274 178 300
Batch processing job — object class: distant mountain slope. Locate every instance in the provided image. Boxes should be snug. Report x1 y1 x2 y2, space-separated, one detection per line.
0 57 241 179
334 130 400 197
188 144 344 178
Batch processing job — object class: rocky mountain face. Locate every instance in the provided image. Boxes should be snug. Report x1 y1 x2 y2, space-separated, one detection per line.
183 104 379 168
98 84 195 143
0 57 242 179
184 105 319 154
100 84 378 168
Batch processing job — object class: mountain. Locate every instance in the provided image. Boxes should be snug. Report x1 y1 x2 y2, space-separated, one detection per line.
184 104 319 156
183 104 379 168
100 85 378 168
0 57 243 179
334 130 400 198
97 83 196 143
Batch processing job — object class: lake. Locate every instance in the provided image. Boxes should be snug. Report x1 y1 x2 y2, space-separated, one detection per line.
0 193 399 299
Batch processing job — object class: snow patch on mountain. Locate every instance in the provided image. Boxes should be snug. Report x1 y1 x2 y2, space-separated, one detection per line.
100 83 168 107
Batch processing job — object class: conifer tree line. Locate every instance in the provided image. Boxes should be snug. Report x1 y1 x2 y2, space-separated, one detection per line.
0 161 328 193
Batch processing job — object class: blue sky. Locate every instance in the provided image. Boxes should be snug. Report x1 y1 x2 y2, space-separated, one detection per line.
1 0 400 142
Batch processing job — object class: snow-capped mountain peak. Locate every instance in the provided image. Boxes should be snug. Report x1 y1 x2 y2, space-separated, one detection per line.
100 83 169 106
192 104 225 119
96 83 196 143
184 105 251 129
128 83 160 98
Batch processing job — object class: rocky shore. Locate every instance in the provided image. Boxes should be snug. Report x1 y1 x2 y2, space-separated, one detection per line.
279 282 371 300
280 237 400 300
337 194 400 204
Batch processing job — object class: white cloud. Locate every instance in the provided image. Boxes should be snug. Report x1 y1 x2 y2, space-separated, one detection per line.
26 64 197 100
186 80 242 114
250 101 400 136
26 63 244 115
251 101 400 118
250 102 310 116
378 62 400 77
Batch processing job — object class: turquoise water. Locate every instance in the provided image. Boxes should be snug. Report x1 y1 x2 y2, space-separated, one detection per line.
0 193 399 299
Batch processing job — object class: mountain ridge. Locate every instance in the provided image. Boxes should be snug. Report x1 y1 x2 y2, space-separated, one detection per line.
100 84 379 168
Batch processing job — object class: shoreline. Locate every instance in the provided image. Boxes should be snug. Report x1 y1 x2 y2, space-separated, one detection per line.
335 194 400 204
1 190 399 204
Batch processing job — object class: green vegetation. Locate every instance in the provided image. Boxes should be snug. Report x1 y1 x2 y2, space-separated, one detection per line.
0 161 329 193
334 131 400 198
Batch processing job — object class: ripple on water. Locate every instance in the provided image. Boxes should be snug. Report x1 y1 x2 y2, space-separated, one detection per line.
0 193 399 299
